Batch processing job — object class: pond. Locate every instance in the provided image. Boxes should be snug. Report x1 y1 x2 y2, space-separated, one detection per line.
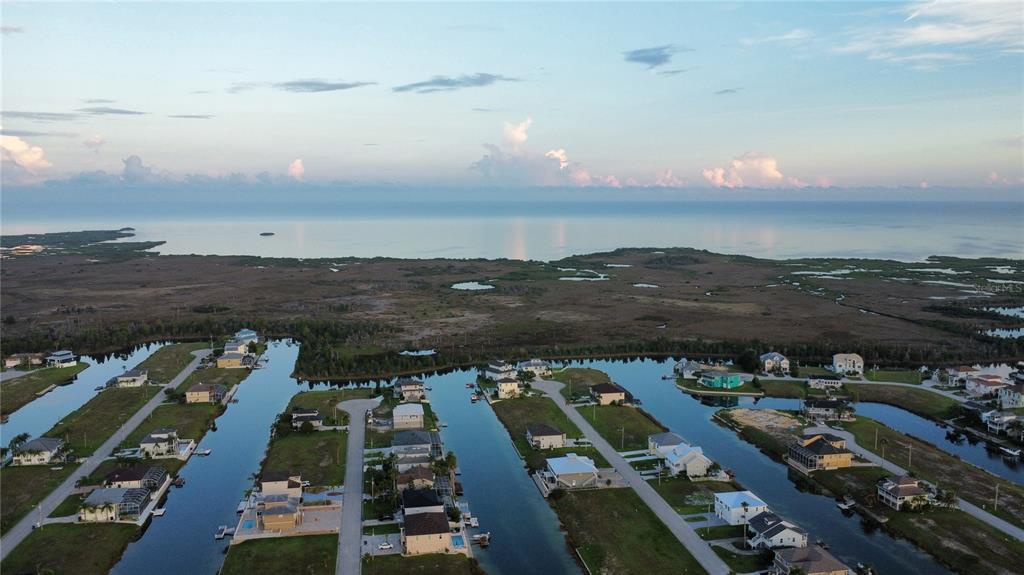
0 342 166 442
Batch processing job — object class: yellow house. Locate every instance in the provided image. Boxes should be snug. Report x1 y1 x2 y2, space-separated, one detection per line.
185 383 227 404
260 494 301 531
402 512 454 555
496 378 521 399
590 382 630 405
787 434 853 472
217 352 245 369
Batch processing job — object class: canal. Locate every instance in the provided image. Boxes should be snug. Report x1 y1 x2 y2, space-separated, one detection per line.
580 358 953 575
1 343 165 442
426 368 582 575
112 341 302 575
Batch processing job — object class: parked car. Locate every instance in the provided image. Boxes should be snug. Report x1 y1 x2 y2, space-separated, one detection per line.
378 542 394 550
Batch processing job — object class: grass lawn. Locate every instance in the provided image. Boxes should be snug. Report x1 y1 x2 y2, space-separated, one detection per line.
122 402 221 449
652 477 742 514
0 523 138 575
176 365 250 392
47 386 163 456
289 387 377 425
222 534 337 575
712 545 774 573
262 429 347 486
362 553 485 575
576 404 666 451
696 524 745 540
137 342 209 384
815 467 1024 575
366 428 394 449
491 396 607 470
796 366 834 376
844 384 959 420
0 362 90 417
838 417 1023 529
866 369 923 385
363 497 399 519
551 367 611 400
49 493 86 518
0 464 79 533
550 488 704 575
759 380 833 398
362 522 402 535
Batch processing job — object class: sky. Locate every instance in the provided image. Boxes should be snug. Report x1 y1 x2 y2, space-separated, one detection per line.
1 1 1022 192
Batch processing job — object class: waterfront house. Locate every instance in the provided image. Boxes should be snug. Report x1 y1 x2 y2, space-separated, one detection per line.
807 374 843 390
396 467 436 492
185 382 228 404
216 352 246 369
139 427 180 458
747 511 808 549
773 545 851 575
223 340 248 355
545 453 599 489
402 511 454 556
11 436 66 466
801 398 854 421
482 359 516 382
877 476 931 510
259 492 302 531
291 407 323 429
517 359 552 378
79 487 150 522
497 377 521 399
982 410 1018 435
109 368 148 388
665 443 714 479
394 378 426 402
526 423 566 449
45 350 76 368
261 471 303 498
1000 383 1024 409
760 352 790 374
104 465 168 489
965 375 1009 398
234 328 258 344
831 353 864 375
674 359 707 379
947 365 978 385
590 382 631 405
393 403 426 430
714 491 769 525
393 430 438 472
648 432 687 457
402 488 445 516
787 434 853 472
699 369 744 390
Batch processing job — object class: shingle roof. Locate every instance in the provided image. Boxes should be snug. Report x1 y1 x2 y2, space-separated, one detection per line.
648 432 685 447
403 511 450 536
526 423 563 437
104 465 164 484
262 470 295 482
402 488 442 509
393 430 433 446
775 545 849 573
15 437 64 453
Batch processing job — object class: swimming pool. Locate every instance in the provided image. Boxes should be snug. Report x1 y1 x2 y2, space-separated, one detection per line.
451 535 465 547
242 520 254 530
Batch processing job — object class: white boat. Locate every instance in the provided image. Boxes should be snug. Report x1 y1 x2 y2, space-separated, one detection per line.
152 508 166 517
1000 446 1021 458
836 496 856 510
441 422 448 428
469 517 480 528
196 449 212 456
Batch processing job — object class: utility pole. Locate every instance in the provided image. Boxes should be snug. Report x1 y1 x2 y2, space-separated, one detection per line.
620 427 625 451
874 427 878 450
995 483 1000 512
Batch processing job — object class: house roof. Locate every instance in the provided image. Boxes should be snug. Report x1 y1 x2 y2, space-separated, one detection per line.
714 490 768 510
804 398 849 409
526 423 563 437
292 412 322 423
119 368 147 378
879 476 927 498
188 383 226 394
808 374 842 381
140 428 177 444
220 352 245 360
397 467 434 483
403 511 450 536
15 436 64 453
749 511 807 539
666 443 707 465
518 359 551 368
396 378 424 389
648 432 686 447
84 487 149 507
104 465 165 484
393 403 425 418
402 488 442 509
591 382 627 395
292 407 318 416
775 545 849 573
833 353 863 361
262 470 298 483
969 376 1008 388
547 453 597 475
393 430 433 446
796 436 850 456
760 352 787 361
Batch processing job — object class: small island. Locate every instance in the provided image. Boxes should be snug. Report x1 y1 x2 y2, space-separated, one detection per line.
259 232 275 237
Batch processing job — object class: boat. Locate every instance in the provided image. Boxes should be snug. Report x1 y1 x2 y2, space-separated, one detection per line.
425 386 433 391
465 383 474 388
152 508 166 517
236 499 248 513
471 532 491 547
50 466 64 471
441 421 448 428
469 517 480 528
1000 446 1022 458
214 525 229 540
837 495 856 510
173 477 186 487
815 539 830 549
196 449 212 456
94 385 105 391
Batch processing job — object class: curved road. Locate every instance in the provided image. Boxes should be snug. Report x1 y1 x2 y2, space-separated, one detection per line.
0 349 211 560
335 397 382 575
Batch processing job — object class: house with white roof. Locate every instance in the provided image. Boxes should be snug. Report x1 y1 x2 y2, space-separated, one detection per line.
393 403 426 430
982 410 1018 435
998 383 1024 409
223 340 248 355
648 432 686 457
234 328 258 344
517 359 552 377
45 350 76 368
79 487 150 522
760 352 790 373
482 359 516 381
714 490 769 525
746 511 808 549
831 353 864 375
545 453 598 489
139 427 180 458
109 368 148 388
665 443 714 479
674 359 706 379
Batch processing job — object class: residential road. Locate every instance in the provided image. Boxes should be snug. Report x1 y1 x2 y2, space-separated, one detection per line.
335 397 382 575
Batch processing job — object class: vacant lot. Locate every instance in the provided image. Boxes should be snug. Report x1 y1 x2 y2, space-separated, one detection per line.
123 402 221 448
0 523 139 575
653 477 743 514
866 369 922 384
844 384 960 420
288 387 377 425
177 365 250 392
138 342 209 383
492 396 608 470
362 554 485 575
1 362 90 417
551 367 611 400
222 534 337 575
551 488 704 575
47 386 162 456
577 404 665 451
0 464 79 534
262 429 347 486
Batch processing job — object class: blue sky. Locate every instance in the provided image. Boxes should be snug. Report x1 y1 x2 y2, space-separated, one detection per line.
1 1 1022 191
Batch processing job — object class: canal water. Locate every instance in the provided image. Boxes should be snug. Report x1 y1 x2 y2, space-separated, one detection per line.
426 368 582 575
112 341 302 575
0 343 165 442
578 358 953 575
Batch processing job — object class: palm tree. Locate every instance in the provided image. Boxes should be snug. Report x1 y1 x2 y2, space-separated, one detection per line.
741 501 750 544
879 437 889 461
8 432 30 453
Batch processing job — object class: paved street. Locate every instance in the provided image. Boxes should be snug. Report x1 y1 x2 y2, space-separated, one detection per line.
0 368 38 382
335 397 382 575
759 373 968 403
534 379 731 575
805 424 1024 541
0 349 211 560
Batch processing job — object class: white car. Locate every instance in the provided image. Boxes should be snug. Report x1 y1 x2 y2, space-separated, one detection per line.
378 541 394 550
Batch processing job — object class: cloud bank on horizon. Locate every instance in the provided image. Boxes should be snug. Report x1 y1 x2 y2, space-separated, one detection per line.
1 1 1021 191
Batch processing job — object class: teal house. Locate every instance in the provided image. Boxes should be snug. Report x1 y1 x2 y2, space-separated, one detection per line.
699 371 743 389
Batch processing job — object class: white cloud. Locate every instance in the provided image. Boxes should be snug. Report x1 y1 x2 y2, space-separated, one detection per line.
544 148 569 169
83 134 105 151
741 28 813 46
652 169 684 187
288 158 305 181
701 152 806 189
1 133 52 184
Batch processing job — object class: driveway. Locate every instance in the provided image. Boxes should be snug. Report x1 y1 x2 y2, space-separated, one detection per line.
0 349 211 560
335 396 383 575
534 379 731 575
805 424 1024 542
